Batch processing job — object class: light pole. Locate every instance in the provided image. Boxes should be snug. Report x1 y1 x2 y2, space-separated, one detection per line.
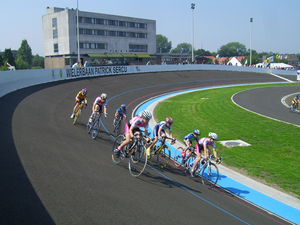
77 0 80 62
191 3 195 63
250 18 253 66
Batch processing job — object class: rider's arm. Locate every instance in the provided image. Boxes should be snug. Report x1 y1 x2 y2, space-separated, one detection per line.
157 127 163 139
212 147 217 158
169 131 173 139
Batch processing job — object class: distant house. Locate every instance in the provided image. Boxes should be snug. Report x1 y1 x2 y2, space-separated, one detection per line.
202 56 246 65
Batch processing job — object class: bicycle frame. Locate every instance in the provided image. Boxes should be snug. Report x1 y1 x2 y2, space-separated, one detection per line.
186 154 221 188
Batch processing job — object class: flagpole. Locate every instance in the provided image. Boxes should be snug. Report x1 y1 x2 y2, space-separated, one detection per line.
191 3 195 63
77 0 80 63
250 18 253 66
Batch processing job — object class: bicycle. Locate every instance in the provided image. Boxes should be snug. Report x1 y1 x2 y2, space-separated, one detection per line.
147 136 175 169
112 116 124 135
289 103 299 114
185 154 222 188
73 101 85 125
86 110 102 139
173 146 194 168
112 132 148 177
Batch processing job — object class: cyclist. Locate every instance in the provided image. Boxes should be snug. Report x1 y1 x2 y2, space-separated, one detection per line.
190 132 219 177
88 93 108 123
291 94 299 112
70 88 88 119
113 104 127 126
114 110 152 157
146 117 175 158
182 129 201 163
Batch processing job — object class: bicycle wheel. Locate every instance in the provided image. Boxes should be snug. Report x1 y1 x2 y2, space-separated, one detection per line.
86 122 92 134
91 119 101 139
129 145 147 177
174 147 184 168
201 162 219 188
116 120 122 135
112 119 116 132
185 155 196 177
86 115 95 134
73 108 80 125
157 145 170 169
112 134 126 164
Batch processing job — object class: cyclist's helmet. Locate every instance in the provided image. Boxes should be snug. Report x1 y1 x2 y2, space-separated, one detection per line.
296 94 299 98
193 129 201 135
166 117 173 124
139 110 152 120
209 132 218 140
82 88 87 95
121 104 126 109
101 93 107 100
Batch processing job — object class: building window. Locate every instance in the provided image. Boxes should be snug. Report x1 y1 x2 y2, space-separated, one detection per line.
52 18 57 27
108 20 117 26
79 42 107 50
118 21 126 27
65 58 71 66
137 33 147 38
127 22 136 28
97 43 107 49
129 44 147 52
95 18 105 25
84 29 93 35
118 31 126 37
108 30 117 36
97 30 105 36
127 32 136 38
138 23 147 29
53 29 58 39
54 44 58 52
84 17 93 23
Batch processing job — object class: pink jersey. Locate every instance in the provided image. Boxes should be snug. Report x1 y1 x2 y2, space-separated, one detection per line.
125 117 148 135
196 137 216 153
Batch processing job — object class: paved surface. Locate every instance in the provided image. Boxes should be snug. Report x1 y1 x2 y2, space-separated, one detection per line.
233 86 300 126
0 71 298 224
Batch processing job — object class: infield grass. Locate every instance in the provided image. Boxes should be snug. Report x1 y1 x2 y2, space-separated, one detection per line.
154 83 300 198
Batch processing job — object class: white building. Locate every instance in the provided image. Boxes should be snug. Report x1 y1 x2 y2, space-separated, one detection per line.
42 7 156 68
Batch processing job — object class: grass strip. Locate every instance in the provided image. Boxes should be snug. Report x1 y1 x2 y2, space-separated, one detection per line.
154 83 300 198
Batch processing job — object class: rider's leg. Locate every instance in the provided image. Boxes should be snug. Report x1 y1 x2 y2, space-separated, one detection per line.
71 101 79 118
191 152 201 177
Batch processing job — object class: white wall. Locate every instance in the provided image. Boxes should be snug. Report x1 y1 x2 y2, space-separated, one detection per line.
0 65 297 98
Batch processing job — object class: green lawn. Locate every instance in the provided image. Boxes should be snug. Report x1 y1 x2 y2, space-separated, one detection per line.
154 83 300 198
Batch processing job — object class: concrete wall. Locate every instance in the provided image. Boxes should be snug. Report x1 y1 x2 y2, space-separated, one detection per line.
0 64 297 98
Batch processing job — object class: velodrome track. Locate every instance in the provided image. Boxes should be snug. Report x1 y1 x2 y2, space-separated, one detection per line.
0 70 298 224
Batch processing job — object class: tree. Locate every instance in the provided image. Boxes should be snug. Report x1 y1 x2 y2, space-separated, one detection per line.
218 42 247 57
17 39 32 66
171 43 192 54
3 48 16 66
195 48 211 56
0 54 3 66
16 58 30 69
156 34 172 53
32 54 44 68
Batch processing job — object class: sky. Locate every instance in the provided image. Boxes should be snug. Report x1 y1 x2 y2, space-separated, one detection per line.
1 0 299 56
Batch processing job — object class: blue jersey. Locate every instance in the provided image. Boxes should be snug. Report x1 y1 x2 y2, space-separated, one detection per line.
184 133 199 143
116 107 127 115
153 121 172 137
